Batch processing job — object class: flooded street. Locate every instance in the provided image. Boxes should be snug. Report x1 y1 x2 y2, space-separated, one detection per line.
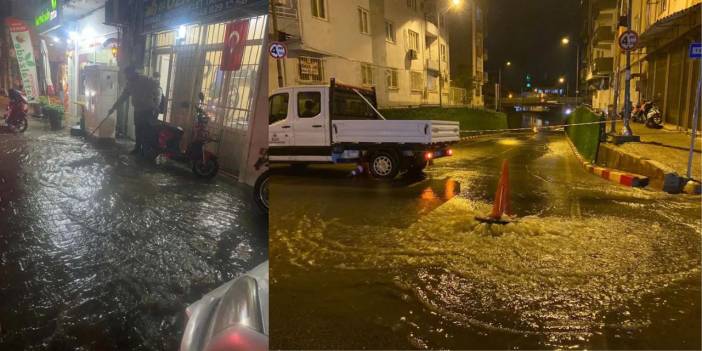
0 126 267 350
269 132 701 349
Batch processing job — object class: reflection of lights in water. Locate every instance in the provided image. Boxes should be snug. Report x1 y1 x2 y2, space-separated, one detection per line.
421 187 436 201
497 138 521 146
444 179 458 199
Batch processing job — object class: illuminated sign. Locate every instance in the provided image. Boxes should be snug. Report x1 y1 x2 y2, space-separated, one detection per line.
34 0 60 28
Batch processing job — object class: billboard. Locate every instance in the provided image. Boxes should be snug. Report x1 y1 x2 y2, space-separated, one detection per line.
6 18 39 100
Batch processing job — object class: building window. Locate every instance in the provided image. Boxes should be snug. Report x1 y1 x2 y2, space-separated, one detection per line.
361 63 374 86
311 0 327 19
298 92 321 118
386 69 398 89
407 0 418 11
427 74 437 92
440 44 447 62
299 56 323 82
358 7 370 34
385 21 395 43
410 71 423 92
408 29 420 51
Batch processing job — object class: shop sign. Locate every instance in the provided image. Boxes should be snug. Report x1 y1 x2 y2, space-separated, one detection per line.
142 0 267 33
221 19 249 71
689 43 702 59
34 0 61 32
300 60 319 76
5 18 39 100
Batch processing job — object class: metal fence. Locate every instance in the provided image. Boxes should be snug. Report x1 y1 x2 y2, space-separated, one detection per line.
145 15 268 177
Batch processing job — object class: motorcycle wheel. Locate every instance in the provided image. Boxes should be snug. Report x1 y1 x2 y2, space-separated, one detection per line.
651 114 663 126
12 118 27 132
192 158 219 178
253 170 270 213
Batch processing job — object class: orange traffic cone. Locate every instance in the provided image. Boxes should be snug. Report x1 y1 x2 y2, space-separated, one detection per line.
476 159 514 224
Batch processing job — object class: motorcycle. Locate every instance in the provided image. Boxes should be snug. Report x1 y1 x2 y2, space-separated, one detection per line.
3 89 28 132
147 92 220 178
632 100 663 128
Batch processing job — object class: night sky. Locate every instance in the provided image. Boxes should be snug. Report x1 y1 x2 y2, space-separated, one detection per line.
484 0 583 95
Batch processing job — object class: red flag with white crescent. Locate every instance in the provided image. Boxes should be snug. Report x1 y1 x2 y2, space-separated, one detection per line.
221 20 249 71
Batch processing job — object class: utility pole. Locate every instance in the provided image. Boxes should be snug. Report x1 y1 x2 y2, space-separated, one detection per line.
496 68 501 111
686 64 702 179
575 43 580 105
622 0 633 136
437 10 443 107
270 1 284 88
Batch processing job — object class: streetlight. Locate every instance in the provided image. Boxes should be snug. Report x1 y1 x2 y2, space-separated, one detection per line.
437 0 462 107
558 77 565 84
561 36 580 105
497 60 511 111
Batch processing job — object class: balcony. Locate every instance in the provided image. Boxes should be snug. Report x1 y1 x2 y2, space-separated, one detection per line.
426 19 439 39
426 59 440 72
593 25 614 47
592 57 613 76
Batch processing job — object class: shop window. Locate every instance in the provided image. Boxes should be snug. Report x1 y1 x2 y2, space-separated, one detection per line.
410 71 423 92
299 57 323 82
361 63 374 86
270 93 289 124
298 92 321 118
154 31 175 47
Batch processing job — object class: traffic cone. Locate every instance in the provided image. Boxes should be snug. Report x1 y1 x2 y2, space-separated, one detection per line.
476 159 513 224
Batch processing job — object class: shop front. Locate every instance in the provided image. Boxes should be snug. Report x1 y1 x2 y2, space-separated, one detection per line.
140 0 268 182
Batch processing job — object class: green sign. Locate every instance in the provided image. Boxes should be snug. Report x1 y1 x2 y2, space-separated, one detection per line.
34 0 59 28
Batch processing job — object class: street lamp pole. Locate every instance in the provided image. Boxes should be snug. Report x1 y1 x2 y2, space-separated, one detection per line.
575 43 580 105
437 11 443 108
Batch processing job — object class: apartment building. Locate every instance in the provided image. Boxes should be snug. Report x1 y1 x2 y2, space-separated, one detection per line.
582 0 701 130
270 0 464 107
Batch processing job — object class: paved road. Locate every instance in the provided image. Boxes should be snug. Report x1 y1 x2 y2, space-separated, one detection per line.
0 124 267 350
269 131 701 350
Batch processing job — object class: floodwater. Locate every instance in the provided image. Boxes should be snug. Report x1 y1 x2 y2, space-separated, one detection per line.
0 126 267 350
269 131 701 349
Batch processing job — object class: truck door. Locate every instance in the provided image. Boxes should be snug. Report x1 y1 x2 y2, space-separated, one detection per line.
269 91 293 147
292 87 328 146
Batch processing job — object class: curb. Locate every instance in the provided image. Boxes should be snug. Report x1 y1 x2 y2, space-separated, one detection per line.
461 131 508 141
566 136 649 188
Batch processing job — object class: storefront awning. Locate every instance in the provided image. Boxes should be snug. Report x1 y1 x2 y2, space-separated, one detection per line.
639 4 701 46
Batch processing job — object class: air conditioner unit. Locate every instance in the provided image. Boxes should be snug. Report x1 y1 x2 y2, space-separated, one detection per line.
407 49 418 60
105 0 129 26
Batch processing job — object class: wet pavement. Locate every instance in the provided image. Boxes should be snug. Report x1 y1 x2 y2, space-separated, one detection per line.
269 131 701 349
0 122 267 350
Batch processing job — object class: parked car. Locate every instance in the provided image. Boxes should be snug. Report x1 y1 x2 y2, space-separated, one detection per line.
180 261 268 351
268 79 460 179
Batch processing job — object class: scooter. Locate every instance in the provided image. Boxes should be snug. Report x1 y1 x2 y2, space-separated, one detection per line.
3 89 28 132
147 92 220 178
633 100 663 128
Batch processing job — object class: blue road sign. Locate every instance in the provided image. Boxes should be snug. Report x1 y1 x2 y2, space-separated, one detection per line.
690 43 702 59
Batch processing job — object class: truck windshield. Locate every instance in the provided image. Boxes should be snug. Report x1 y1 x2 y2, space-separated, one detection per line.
332 91 379 120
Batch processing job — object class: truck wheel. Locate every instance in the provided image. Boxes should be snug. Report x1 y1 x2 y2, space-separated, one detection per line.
369 151 400 179
253 170 270 213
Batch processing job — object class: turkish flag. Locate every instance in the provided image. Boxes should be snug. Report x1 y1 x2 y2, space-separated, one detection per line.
221 20 249 71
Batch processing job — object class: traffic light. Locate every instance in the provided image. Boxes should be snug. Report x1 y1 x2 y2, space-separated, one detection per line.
525 74 532 89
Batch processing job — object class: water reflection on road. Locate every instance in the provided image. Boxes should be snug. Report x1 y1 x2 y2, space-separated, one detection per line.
0 129 267 350
270 132 701 350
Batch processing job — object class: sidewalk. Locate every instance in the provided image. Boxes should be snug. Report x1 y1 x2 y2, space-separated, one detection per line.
598 122 701 193
621 123 701 180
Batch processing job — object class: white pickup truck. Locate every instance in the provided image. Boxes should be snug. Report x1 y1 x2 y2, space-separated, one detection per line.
268 79 460 179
